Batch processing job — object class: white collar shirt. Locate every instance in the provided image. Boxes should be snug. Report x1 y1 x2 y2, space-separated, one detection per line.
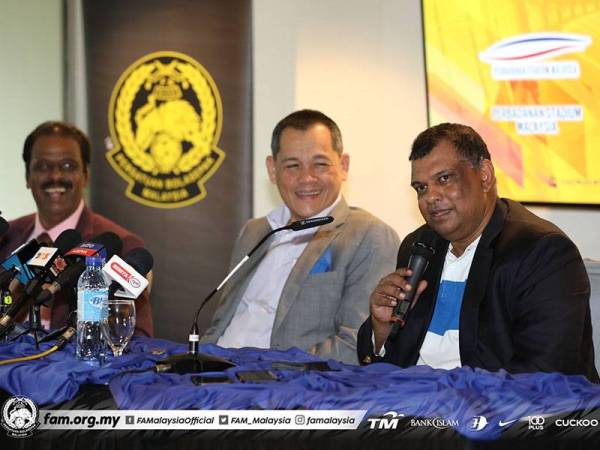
217 195 341 349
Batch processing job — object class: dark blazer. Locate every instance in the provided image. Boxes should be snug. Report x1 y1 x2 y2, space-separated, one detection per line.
0 206 153 337
357 198 599 382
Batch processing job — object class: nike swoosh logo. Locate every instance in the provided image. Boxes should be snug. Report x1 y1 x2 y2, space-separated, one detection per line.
499 419 517 427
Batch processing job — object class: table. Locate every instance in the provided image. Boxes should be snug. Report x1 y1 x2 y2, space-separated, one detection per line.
2 335 600 449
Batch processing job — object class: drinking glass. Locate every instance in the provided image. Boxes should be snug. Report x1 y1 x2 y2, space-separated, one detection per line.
101 299 136 357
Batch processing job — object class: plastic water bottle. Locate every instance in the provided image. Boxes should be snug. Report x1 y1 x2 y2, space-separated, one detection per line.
76 256 108 365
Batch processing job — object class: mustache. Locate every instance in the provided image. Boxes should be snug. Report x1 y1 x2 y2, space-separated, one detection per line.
41 180 73 190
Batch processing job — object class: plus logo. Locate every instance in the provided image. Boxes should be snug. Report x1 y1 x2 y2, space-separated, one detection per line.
367 411 405 430
528 415 545 430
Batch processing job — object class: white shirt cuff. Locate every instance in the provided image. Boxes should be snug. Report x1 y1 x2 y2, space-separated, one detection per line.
371 331 386 357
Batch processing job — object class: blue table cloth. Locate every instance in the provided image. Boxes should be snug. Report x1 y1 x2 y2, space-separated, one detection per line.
2 335 600 440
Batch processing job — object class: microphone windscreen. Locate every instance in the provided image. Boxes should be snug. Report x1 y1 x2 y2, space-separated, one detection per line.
124 247 154 276
288 216 334 231
54 229 83 255
91 232 123 259
412 228 438 258
0 216 8 237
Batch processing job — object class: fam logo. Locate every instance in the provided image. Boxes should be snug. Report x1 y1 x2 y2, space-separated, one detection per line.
108 51 225 208
367 411 405 430
478 33 591 81
1 396 40 438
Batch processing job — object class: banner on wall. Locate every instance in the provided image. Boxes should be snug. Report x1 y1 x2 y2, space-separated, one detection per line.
422 0 600 205
83 0 252 341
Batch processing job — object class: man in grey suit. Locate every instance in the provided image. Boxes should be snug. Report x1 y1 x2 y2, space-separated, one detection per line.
201 109 399 364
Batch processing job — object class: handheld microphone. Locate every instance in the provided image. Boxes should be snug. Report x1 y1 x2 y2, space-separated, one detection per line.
103 247 154 299
388 228 438 340
157 215 334 374
0 214 8 237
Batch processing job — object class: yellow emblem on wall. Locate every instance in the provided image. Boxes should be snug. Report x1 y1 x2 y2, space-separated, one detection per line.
107 51 225 208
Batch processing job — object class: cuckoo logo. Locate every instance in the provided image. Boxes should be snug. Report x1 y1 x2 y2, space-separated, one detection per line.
107 51 225 208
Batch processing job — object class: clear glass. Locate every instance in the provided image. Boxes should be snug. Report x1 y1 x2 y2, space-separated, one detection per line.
101 299 136 357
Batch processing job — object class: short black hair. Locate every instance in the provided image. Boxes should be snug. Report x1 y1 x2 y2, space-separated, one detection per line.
410 123 491 167
23 121 91 175
271 109 343 157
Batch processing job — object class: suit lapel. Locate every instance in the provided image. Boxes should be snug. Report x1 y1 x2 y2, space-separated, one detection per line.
75 206 95 241
459 200 507 363
271 199 349 336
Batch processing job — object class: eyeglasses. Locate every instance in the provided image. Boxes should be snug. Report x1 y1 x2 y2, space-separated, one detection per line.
30 160 81 174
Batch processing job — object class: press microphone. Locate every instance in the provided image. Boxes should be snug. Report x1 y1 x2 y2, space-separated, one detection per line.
0 240 40 288
22 229 83 298
0 230 83 338
388 228 438 340
34 232 123 307
103 247 154 299
156 215 334 374
29 229 82 276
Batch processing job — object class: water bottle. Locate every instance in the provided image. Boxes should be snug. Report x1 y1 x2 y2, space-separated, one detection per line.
76 256 108 365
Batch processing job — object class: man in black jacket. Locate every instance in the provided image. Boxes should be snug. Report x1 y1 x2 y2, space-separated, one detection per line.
357 123 598 383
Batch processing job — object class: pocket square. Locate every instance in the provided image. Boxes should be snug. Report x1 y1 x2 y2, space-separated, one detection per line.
310 248 332 274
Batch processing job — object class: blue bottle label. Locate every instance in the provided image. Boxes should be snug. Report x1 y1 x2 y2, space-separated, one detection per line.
78 289 107 322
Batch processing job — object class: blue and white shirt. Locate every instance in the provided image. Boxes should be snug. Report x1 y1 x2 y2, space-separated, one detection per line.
416 236 481 369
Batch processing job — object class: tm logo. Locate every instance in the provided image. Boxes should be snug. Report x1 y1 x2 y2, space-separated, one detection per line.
367 411 405 430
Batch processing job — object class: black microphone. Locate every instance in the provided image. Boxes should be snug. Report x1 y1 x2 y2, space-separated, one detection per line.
0 214 8 237
0 240 41 289
105 247 154 299
34 232 123 307
387 228 438 340
156 215 335 374
22 229 83 299
0 230 83 339
287 216 333 231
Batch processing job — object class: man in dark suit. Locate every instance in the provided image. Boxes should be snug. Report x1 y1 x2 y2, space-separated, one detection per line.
0 121 153 336
357 123 598 382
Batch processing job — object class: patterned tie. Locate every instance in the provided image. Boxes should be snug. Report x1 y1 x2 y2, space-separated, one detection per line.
36 232 53 327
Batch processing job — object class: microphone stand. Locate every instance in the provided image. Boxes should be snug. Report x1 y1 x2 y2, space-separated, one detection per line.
156 216 334 374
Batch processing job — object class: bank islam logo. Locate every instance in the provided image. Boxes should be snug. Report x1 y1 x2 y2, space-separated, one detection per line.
108 51 225 209
1 396 40 438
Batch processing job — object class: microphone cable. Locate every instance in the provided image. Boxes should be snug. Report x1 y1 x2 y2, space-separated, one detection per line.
0 327 75 366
